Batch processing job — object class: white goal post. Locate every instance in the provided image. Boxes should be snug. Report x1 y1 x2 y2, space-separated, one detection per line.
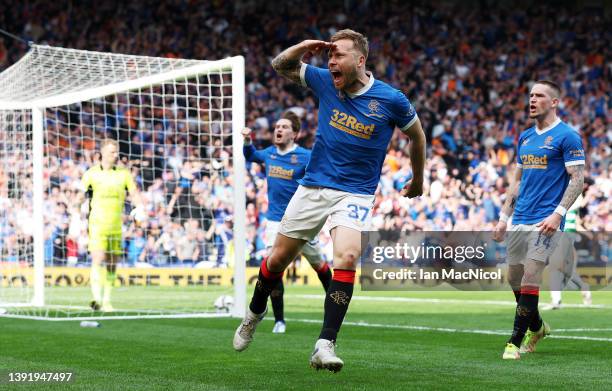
0 45 246 319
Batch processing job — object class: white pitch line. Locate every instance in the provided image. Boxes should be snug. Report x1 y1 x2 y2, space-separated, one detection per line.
553 328 612 332
0 312 231 321
489 328 612 333
0 305 214 315
288 294 611 309
280 318 612 343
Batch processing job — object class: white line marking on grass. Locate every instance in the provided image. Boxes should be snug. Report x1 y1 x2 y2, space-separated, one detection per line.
0 313 231 321
553 328 612 332
280 318 612 343
0 305 216 315
489 328 612 333
288 294 611 309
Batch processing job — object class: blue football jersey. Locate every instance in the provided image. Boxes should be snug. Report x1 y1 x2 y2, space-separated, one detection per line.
244 144 310 221
298 64 418 195
513 119 585 227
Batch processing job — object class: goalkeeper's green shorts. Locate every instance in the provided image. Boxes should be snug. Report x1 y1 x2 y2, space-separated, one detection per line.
88 229 122 255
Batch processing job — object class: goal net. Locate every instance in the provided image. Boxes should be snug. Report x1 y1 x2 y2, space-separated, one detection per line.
0 45 246 320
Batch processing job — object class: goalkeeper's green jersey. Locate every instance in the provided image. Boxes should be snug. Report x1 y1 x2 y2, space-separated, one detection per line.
82 165 136 234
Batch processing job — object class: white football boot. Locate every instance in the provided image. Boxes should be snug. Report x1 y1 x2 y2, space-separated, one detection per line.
233 307 267 351
272 320 286 334
309 339 344 372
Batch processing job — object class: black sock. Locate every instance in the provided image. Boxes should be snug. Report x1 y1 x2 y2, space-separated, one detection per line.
509 290 539 346
514 289 543 332
319 269 355 341
316 263 332 292
529 308 543 332
249 260 283 315
270 280 284 322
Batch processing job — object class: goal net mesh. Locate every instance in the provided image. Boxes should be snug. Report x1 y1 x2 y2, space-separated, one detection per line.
0 45 245 319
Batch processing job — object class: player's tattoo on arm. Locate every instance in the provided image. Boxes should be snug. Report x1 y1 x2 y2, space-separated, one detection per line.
501 188 518 217
271 54 301 84
501 167 522 217
559 165 585 211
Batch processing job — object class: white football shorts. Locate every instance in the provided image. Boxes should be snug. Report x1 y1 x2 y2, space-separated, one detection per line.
506 223 562 265
278 185 375 242
264 217 317 248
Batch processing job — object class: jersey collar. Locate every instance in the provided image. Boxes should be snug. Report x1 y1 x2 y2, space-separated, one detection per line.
276 144 298 156
345 72 375 99
535 117 561 135
100 164 117 171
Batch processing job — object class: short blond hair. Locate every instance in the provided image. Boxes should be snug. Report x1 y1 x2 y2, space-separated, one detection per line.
330 29 369 60
100 139 118 150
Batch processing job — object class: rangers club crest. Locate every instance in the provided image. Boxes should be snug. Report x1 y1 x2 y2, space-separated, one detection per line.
291 154 298 164
367 99 385 118
330 290 350 305
368 99 380 113
544 136 553 145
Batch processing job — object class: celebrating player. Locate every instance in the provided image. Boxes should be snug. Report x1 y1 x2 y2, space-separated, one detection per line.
82 139 147 312
233 29 426 372
493 80 585 359
242 110 332 334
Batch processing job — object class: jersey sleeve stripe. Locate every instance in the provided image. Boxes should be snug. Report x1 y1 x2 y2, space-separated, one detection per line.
399 114 419 132
299 63 307 88
565 160 585 167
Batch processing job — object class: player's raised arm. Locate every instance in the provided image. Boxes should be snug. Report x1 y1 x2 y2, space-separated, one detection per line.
400 118 426 198
271 40 334 84
242 127 265 163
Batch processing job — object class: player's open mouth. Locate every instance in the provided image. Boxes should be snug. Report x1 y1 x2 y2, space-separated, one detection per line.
330 70 343 84
529 104 536 111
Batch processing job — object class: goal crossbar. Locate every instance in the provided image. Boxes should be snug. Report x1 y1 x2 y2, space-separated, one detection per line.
0 56 244 110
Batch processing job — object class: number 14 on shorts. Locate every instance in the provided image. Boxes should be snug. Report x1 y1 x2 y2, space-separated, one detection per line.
347 203 369 221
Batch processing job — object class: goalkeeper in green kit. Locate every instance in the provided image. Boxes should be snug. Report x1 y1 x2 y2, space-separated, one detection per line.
81 139 147 312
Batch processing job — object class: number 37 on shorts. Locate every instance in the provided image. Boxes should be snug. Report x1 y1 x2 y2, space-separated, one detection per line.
278 186 375 241
334 193 374 231
347 203 369 222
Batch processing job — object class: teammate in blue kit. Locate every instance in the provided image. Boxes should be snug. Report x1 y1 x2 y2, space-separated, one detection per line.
234 29 426 372
493 80 585 360
242 110 332 334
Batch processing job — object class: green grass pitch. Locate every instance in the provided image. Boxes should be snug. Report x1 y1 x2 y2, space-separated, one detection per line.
1 287 611 390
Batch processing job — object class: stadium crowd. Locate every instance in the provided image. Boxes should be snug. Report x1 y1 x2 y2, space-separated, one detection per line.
0 1 609 267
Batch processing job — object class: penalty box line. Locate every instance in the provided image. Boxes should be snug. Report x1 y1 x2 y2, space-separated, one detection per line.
279 318 612 343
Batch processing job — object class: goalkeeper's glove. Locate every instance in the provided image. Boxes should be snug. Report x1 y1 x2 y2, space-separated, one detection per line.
130 206 147 225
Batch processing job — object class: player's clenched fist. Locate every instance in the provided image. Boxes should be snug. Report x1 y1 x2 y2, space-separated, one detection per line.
400 179 423 198
241 127 252 139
